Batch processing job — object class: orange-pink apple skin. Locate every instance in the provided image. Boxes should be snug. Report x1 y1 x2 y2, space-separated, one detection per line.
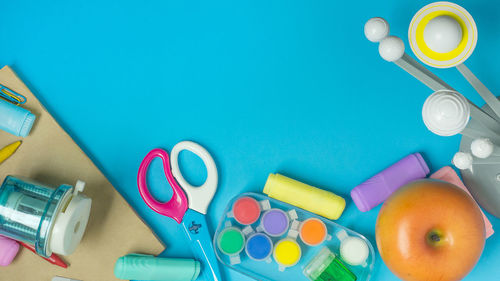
376 180 485 281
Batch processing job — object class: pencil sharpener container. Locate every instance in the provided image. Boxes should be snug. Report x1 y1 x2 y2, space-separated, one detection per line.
0 99 36 137
0 176 91 257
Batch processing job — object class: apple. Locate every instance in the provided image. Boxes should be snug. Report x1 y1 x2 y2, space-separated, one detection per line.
376 180 485 281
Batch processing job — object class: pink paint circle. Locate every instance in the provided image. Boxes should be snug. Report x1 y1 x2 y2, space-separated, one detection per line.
233 196 261 225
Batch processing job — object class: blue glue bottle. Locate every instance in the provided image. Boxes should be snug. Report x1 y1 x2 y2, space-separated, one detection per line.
0 99 36 137
0 176 91 257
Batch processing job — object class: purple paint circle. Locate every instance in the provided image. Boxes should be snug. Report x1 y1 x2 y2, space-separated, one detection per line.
261 209 289 236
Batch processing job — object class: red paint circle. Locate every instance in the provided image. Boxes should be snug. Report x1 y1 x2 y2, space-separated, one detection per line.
233 196 261 225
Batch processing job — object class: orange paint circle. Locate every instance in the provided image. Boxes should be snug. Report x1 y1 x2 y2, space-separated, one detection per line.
299 218 327 246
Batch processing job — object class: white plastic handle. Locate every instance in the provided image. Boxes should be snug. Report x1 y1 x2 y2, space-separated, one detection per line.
170 141 218 214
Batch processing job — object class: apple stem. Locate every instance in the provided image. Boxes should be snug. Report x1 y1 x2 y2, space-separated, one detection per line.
430 233 440 242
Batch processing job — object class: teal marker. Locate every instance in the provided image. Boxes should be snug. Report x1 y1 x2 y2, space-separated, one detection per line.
114 254 200 281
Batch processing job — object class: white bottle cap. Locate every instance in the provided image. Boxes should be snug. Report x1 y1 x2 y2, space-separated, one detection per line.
340 236 369 266
471 138 494 159
49 181 92 256
422 90 470 136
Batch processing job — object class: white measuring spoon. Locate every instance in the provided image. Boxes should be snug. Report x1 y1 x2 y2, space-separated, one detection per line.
365 17 500 134
408 2 500 120
422 90 500 139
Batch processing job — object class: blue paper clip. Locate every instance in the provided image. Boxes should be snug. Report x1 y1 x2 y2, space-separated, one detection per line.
0 84 26 105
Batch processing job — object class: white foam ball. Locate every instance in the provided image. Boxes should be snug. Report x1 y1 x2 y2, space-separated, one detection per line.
471 138 494 159
365 17 389 42
452 152 473 170
424 15 463 53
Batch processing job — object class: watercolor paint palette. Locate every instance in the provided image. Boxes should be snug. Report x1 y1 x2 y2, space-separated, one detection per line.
213 192 375 281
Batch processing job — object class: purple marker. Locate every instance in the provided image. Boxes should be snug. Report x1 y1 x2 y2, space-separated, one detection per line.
260 209 290 237
351 153 430 212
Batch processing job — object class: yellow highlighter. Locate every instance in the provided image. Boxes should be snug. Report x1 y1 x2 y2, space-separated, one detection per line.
0 141 22 165
263 173 346 220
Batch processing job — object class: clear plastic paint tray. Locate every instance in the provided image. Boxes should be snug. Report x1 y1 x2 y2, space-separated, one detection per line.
213 192 375 281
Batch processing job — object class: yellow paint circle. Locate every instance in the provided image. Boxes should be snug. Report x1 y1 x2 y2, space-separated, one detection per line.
415 11 468 61
273 239 301 267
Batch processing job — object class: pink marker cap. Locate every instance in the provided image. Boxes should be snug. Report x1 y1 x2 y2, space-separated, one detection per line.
0 235 20 266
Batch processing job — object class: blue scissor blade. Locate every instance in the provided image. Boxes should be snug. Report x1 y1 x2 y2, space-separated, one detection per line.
181 209 222 281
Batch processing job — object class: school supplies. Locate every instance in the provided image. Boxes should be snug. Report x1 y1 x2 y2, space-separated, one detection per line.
299 218 328 246
0 176 91 257
303 247 357 281
263 174 345 220
365 17 500 135
231 196 263 225
245 233 273 261
365 2 500 218
0 83 26 105
137 141 222 281
114 254 201 281
0 98 36 137
350 153 429 212
0 235 19 266
217 225 246 264
259 208 297 237
337 230 369 266
422 90 500 139
409 2 500 120
0 141 21 165
52 277 81 281
214 192 375 281
0 66 163 281
274 238 302 269
19 241 68 268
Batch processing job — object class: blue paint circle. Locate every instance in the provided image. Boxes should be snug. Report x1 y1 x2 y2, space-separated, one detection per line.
245 233 273 261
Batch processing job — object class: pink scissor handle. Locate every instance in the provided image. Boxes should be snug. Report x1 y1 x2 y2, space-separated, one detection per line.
137 148 188 223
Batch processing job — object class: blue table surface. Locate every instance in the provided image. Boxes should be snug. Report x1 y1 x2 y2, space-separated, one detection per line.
2 1 499 280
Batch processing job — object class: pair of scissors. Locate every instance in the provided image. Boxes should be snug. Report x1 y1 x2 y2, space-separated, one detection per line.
137 141 222 281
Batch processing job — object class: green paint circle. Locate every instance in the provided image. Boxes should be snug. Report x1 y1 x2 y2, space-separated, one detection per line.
218 227 245 255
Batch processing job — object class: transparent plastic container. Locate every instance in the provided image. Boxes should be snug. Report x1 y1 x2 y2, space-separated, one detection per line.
213 193 375 281
0 176 91 257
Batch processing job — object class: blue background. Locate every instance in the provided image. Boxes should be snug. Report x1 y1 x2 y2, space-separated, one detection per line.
1 0 499 280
